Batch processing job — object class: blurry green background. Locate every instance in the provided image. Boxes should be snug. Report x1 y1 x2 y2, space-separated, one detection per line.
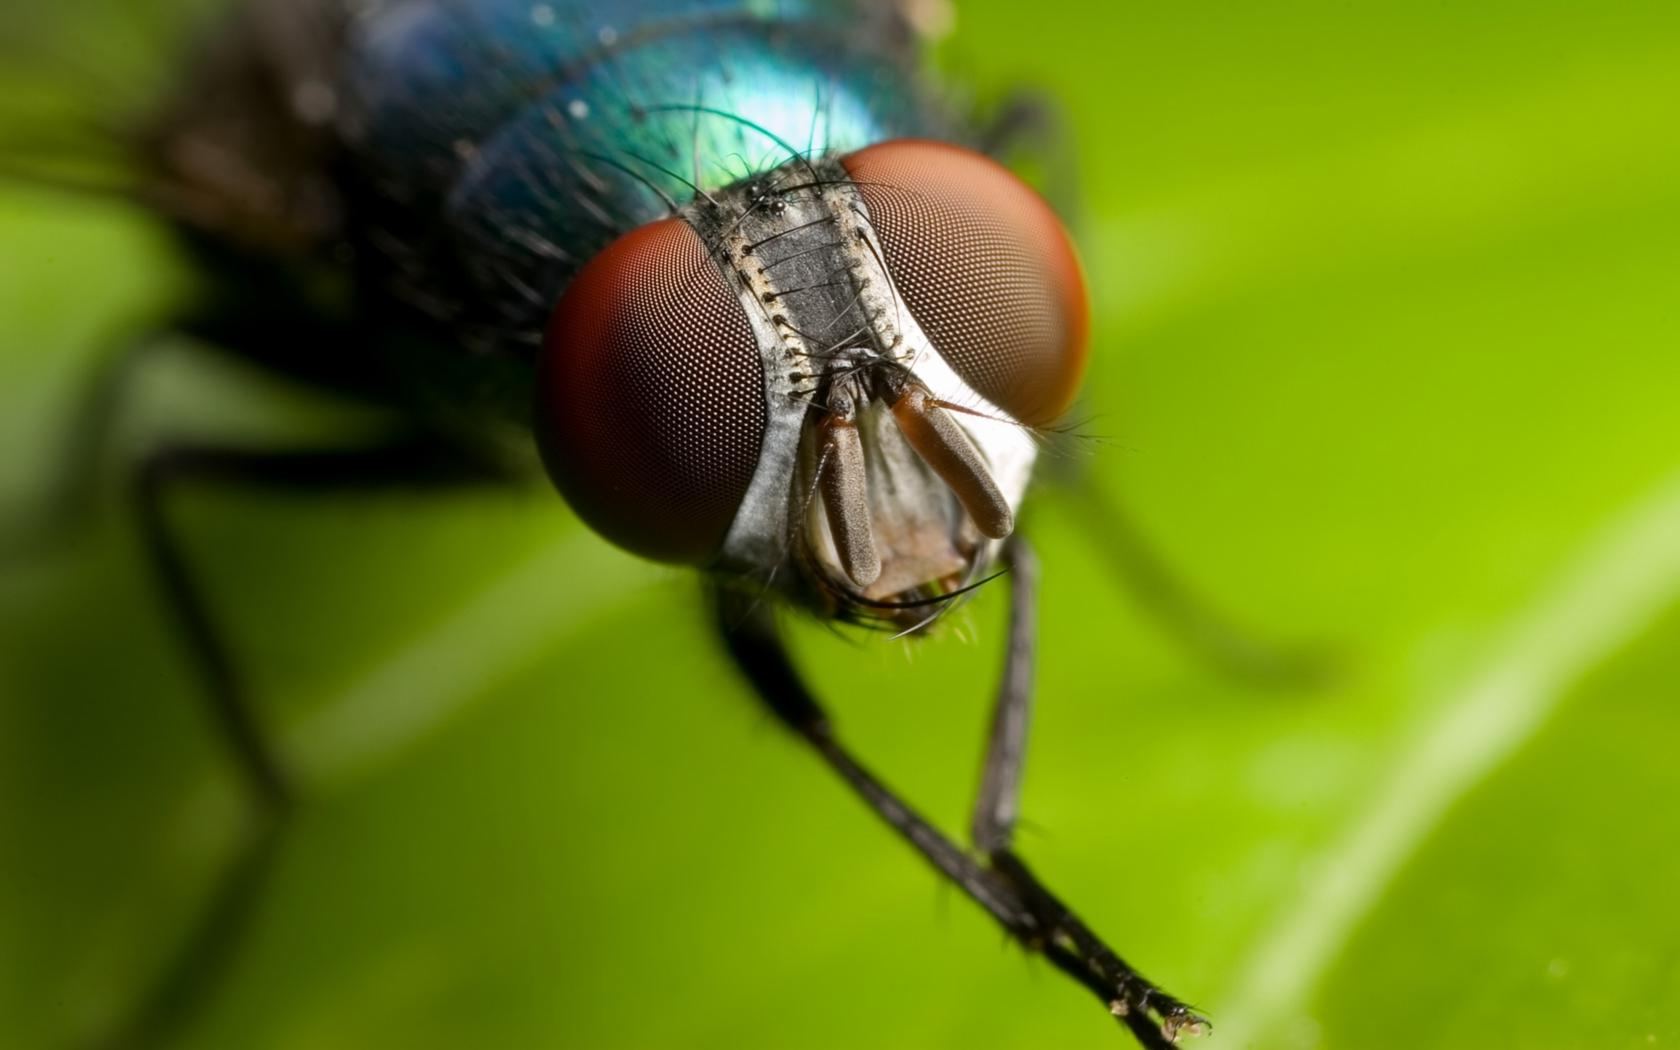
4 1 1680 1048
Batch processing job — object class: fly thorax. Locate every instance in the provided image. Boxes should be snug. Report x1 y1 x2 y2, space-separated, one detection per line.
683 156 1038 618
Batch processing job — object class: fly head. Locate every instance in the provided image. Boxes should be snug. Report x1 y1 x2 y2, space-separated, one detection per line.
534 139 1088 631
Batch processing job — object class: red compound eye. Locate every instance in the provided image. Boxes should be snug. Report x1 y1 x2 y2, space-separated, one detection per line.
536 217 765 564
842 139 1089 427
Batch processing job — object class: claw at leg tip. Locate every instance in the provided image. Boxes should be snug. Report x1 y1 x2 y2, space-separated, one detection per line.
1162 1014 1212 1043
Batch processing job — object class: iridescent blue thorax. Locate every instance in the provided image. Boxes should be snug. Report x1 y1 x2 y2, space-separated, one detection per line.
337 0 946 357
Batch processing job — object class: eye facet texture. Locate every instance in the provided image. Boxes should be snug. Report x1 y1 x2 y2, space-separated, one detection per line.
537 217 765 564
843 139 1089 427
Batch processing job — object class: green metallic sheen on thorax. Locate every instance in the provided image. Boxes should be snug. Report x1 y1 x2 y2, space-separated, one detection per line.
337 0 951 358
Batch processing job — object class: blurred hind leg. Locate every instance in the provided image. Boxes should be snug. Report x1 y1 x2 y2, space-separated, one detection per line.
95 433 505 1049
1053 472 1332 689
981 100 1327 689
977 89 1084 225
9 336 161 553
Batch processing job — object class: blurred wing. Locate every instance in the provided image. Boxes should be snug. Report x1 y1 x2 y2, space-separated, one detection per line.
838 0 953 62
134 0 349 252
2 0 951 260
0 0 348 253
875 0 956 42
0 2 223 189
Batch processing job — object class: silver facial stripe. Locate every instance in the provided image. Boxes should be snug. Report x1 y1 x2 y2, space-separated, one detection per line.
684 156 1039 588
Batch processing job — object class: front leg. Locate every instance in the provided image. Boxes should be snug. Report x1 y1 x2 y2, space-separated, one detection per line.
713 586 1039 942
972 538 1209 1046
714 539 1205 1047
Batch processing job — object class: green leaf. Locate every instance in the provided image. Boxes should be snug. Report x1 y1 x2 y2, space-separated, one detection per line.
3 1 1680 1048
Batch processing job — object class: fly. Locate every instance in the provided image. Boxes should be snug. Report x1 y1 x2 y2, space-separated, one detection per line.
9 0 1320 1045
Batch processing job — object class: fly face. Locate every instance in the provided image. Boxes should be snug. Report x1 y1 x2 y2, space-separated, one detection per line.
534 139 1088 627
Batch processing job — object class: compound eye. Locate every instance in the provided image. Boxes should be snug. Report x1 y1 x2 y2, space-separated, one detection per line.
842 139 1089 427
537 217 766 564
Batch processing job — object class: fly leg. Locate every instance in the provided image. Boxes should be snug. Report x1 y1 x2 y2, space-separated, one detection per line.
103 433 506 1050
42 338 160 541
1057 481 1331 688
972 538 1208 1046
20 278 397 553
714 561 1200 1048
977 91 1328 690
714 589 1038 944
3 336 163 557
977 90 1084 226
